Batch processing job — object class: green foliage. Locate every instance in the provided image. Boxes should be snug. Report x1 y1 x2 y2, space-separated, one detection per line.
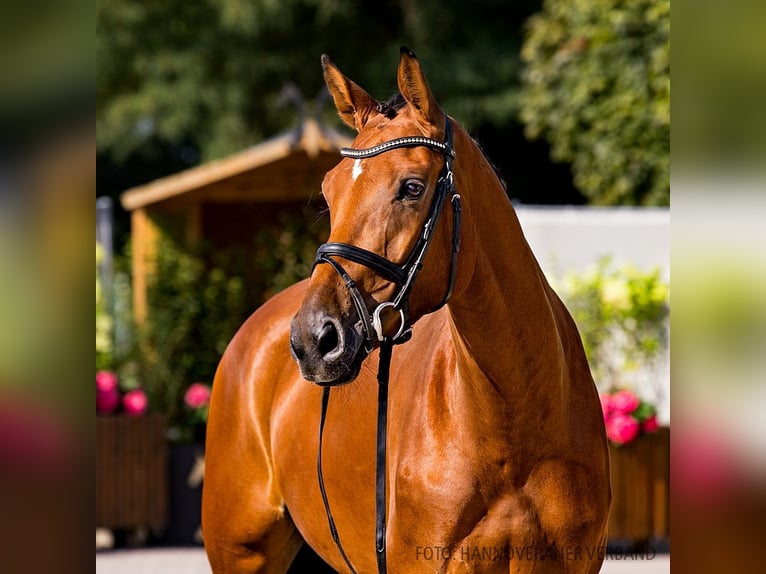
556 257 669 389
97 0 540 162
96 242 113 371
137 237 247 440
632 400 656 422
135 212 327 441
111 255 140 386
519 0 669 205
250 213 329 300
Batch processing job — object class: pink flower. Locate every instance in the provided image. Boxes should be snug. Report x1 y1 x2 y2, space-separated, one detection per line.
610 389 640 415
606 413 640 445
96 387 120 414
642 415 659 433
599 394 616 421
122 389 148 417
184 383 211 409
96 371 118 393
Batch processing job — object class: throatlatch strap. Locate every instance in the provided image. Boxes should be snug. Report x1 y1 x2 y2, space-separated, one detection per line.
434 192 462 310
317 387 359 574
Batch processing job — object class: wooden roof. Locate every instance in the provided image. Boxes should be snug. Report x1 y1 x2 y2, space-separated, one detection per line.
120 118 352 211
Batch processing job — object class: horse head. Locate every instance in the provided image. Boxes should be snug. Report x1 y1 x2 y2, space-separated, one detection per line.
290 48 462 385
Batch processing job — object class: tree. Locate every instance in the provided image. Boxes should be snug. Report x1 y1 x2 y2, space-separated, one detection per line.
519 0 669 205
97 0 541 163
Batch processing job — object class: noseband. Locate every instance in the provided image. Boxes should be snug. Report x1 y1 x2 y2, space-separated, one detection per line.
314 119 461 349
312 119 461 574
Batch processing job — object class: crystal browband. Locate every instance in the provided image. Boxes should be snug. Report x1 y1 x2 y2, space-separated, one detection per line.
340 136 455 160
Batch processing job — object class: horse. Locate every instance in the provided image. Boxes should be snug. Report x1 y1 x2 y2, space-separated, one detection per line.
202 48 611 574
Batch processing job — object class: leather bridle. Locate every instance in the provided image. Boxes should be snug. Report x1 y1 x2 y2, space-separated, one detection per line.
312 118 461 574
315 119 461 351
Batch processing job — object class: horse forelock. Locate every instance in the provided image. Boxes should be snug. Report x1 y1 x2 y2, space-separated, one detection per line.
375 93 407 119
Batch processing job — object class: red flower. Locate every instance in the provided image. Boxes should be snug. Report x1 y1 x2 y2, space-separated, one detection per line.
96 387 120 414
96 371 120 414
606 413 640 445
122 389 148 417
610 389 640 415
96 371 118 393
184 383 211 410
642 415 659 433
599 393 616 421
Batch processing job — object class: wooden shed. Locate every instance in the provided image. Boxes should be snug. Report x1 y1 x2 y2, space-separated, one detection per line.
120 118 352 322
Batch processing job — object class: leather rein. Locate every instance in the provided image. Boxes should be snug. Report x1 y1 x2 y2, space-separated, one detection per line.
313 118 461 574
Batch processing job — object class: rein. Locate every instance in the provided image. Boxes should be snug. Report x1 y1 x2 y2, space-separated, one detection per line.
314 119 460 574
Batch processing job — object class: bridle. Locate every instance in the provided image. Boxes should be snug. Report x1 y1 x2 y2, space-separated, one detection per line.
315 118 461 350
312 118 461 574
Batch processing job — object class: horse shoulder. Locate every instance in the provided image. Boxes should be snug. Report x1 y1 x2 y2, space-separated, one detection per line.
202 280 308 570
208 278 308 431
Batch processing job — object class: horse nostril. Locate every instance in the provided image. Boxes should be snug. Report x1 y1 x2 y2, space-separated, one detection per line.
316 321 341 359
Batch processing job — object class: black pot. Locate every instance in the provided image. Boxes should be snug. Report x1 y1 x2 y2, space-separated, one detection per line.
163 442 205 545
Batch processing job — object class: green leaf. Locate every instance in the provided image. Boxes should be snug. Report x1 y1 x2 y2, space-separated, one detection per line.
519 0 669 205
633 401 656 422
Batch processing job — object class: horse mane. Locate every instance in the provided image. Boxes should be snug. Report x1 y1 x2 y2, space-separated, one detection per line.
471 135 508 192
377 93 507 192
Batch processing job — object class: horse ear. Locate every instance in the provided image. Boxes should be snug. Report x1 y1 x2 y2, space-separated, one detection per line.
321 55 378 132
397 47 444 130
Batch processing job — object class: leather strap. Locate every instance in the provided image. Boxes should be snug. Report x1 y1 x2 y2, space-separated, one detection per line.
316 339 396 574
314 254 376 349
313 119 459 574
375 339 393 574
317 243 408 286
434 192 462 310
317 387 359 574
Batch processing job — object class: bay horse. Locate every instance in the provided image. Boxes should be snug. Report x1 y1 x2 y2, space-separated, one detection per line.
203 48 611 573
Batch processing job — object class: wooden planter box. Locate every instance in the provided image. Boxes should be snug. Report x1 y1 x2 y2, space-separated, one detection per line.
96 414 168 530
607 426 669 542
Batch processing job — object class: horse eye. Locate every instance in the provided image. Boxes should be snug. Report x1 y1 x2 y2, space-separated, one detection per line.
400 180 425 200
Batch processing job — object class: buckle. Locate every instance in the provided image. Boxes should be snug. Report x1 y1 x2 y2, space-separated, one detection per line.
372 302 407 342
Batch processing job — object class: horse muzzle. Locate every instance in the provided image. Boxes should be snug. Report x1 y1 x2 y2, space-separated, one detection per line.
289 312 367 386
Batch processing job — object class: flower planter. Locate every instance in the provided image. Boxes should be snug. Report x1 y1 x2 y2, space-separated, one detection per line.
162 442 205 545
607 426 669 543
96 414 168 531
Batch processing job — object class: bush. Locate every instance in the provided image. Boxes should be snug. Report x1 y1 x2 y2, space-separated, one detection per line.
556 257 669 390
249 212 329 302
134 212 327 442
96 242 113 371
520 0 670 205
137 237 247 441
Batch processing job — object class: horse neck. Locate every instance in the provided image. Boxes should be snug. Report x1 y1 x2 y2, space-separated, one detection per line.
445 128 568 406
